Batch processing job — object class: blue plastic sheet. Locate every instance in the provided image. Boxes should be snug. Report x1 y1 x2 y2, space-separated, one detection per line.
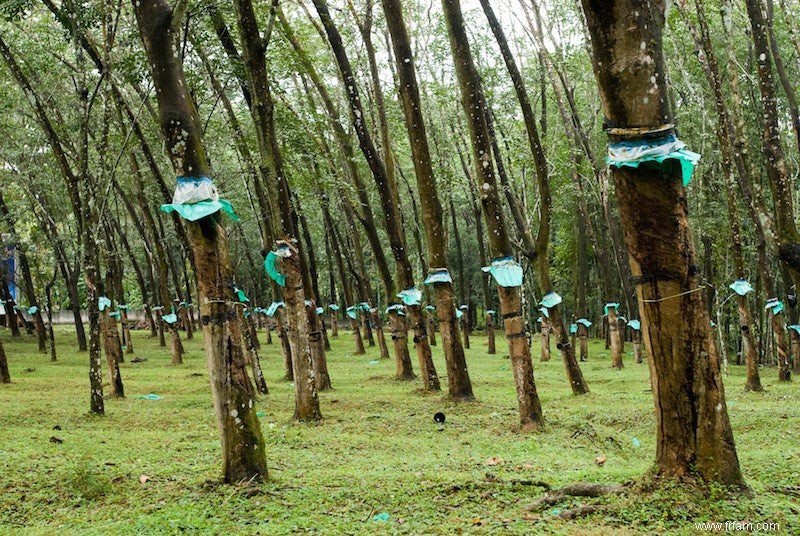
160 199 238 222
539 307 549 319
607 134 700 186
424 269 452 285
346 306 358 320
99 296 112 312
788 325 800 336
569 323 578 334
765 298 784 315
398 288 422 306
486 310 496 316
729 279 754 296
265 301 284 317
316 307 324 315
540 291 562 309
162 313 178 324
604 302 620 315
455 308 464 319
576 318 592 328
109 311 120 319
627 319 641 331
328 304 340 311
28 306 38 315
425 305 436 312
264 251 286 287
481 256 523 287
386 304 405 316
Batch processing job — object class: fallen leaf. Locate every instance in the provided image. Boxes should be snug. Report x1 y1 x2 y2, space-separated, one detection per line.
595 455 606 466
520 463 535 470
471 517 483 526
521 513 539 521
485 457 504 466
139 475 150 484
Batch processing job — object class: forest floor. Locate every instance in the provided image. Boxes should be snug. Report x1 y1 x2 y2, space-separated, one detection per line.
0 326 798 535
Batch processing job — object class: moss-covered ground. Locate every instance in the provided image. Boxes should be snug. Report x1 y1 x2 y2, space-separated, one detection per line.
0 326 797 534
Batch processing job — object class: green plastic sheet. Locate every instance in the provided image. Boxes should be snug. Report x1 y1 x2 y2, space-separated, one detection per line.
424 269 452 285
765 298 784 315
729 280 754 296
264 251 286 287
540 291 562 309
160 199 238 222
398 288 422 306
481 256 523 287
607 135 700 186
234 287 249 303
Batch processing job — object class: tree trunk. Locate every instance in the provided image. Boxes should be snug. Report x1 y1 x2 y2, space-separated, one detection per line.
101 312 125 398
134 0 267 482
383 0 470 398
608 306 623 369
443 0 541 425
540 318 551 362
578 324 589 362
633 329 642 364
427 310 437 347
790 328 800 375
0 336 10 383
239 309 268 395
678 0 763 392
373 310 391 360
45 273 57 362
461 312 471 349
233 0 321 422
480 0 588 395
580 0 744 487
486 312 496 354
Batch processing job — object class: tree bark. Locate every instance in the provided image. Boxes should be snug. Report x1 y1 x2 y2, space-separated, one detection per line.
608 306 623 369
134 0 267 482
0 336 10 383
382 0 470 397
679 0 763 391
233 0 322 420
580 0 744 487
480 0 588 394
101 311 125 398
443 0 542 425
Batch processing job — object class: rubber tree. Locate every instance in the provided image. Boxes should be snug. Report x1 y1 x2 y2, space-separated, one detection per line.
0 189 47 353
312 0 443 390
677 0 762 391
382 0 472 398
745 0 799 381
479 0 588 394
443 0 542 428
233 0 326 413
580 0 744 486
133 0 267 482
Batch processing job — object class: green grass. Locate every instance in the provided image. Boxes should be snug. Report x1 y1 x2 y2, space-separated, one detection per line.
1 326 798 535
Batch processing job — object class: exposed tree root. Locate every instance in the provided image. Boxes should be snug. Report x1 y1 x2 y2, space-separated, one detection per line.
526 482 627 510
555 504 611 520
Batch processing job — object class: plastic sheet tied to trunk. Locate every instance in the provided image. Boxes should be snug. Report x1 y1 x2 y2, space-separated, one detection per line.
607 134 700 186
